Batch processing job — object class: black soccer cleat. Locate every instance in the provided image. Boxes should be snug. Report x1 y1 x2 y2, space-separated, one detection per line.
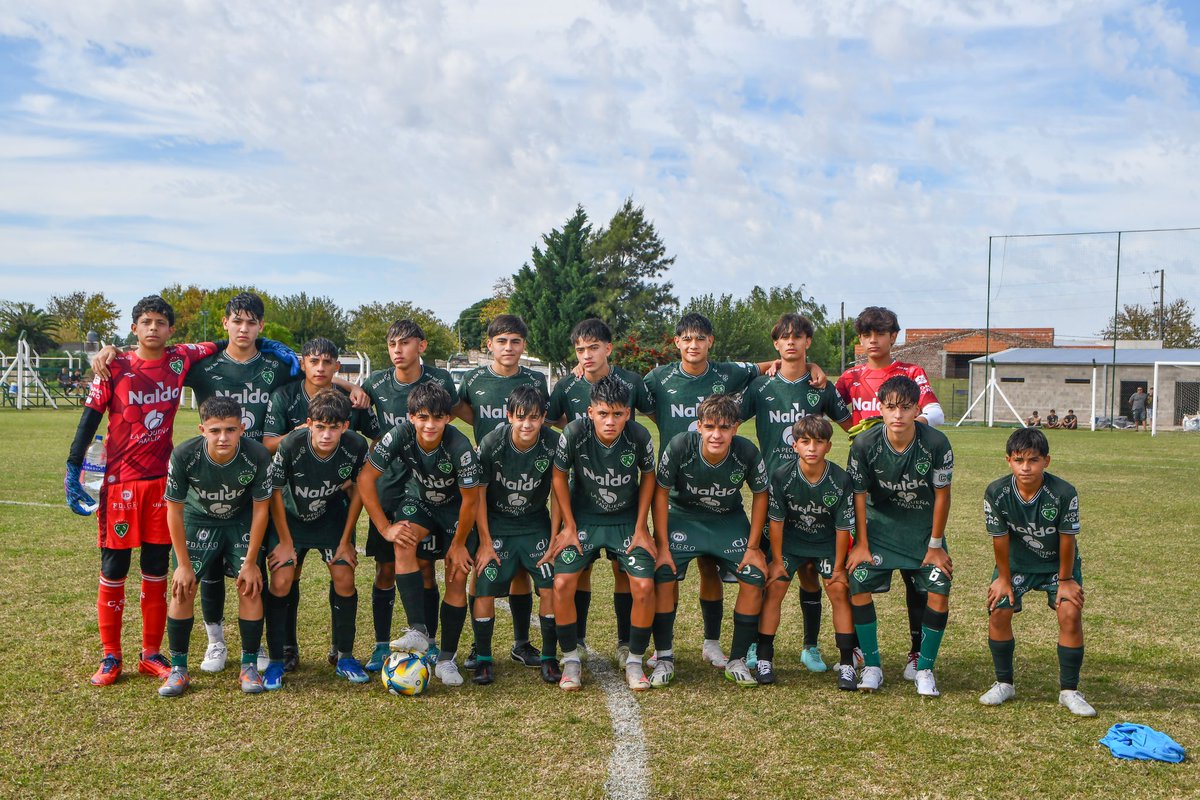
472 660 495 685
540 658 562 684
756 659 776 685
464 643 478 671
837 663 858 691
283 646 299 673
511 641 541 667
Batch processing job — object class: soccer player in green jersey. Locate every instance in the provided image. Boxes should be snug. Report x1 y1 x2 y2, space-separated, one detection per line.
358 319 461 672
979 428 1094 716
262 388 371 690
845 376 953 696
651 395 770 687
457 314 549 669
472 385 562 685
549 318 656 665
357 383 482 687
760 416 858 689
158 396 274 697
546 376 657 691
741 312 851 673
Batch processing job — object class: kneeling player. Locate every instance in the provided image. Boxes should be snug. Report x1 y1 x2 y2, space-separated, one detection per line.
473 385 561 685
651 394 769 687
846 376 953 697
263 388 370 688
760 416 858 688
160 397 273 696
980 427 1094 716
547 376 657 691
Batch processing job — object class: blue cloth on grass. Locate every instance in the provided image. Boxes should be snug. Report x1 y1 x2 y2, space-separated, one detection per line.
1099 723 1186 763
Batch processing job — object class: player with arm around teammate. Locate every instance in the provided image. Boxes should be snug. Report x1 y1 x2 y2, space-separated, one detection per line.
979 427 1094 716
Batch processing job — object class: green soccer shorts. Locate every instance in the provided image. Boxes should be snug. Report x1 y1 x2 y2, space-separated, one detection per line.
395 497 465 561
653 509 765 587
991 561 1083 612
474 517 554 595
179 519 261 581
555 520 654 580
775 552 837 582
849 557 951 597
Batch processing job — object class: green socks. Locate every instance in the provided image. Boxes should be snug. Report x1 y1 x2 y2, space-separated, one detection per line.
916 608 948 671
238 617 264 664
1058 644 1084 691
851 603 882 668
167 616 193 668
989 637 1015 684
731 612 759 661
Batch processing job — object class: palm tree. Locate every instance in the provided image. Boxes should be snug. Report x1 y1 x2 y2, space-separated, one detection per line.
0 302 60 354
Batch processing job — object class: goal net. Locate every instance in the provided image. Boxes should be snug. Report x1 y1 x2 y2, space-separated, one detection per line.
1151 362 1200 435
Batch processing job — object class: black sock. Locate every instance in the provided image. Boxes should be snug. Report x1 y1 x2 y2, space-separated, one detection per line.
439 602 468 657
510 593 533 644
332 591 357 656
539 615 558 660
423 585 440 640
1058 644 1084 691
835 632 857 666
238 617 264 661
989 637 1015 685
757 632 776 663
167 616 194 667
731 612 759 661
556 621 578 655
652 609 677 654
700 598 723 641
574 590 592 643
199 576 225 627
371 585 395 643
628 624 652 660
614 592 632 645
327 581 336 649
472 615 495 660
264 590 288 661
800 588 822 647
905 574 927 653
285 581 300 649
396 571 427 634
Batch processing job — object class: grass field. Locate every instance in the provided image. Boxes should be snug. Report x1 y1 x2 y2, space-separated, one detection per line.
1 409 1197 799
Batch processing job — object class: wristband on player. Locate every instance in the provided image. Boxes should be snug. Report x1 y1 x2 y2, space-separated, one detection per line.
928 536 944 549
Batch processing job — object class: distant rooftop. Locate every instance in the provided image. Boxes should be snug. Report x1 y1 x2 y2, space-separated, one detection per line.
970 347 1200 366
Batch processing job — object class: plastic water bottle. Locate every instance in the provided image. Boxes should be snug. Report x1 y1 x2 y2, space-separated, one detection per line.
82 435 106 492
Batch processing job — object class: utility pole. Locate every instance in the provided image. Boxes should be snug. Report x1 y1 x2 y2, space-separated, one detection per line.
839 302 846 373
1158 268 1165 342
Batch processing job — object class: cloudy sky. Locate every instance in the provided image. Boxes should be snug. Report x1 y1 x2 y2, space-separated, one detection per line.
2 0 1199 344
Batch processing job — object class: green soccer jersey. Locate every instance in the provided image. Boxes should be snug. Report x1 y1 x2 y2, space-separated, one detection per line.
459 365 550 443
262 382 380 441
477 423 560 521
741 372 851 475
847 422 954 565
548 366 654 423
165 436 274 524
368 421 482 509
270 427 369 523
184 350 298 441
984 472 1081 574
554 417 656 525
768 461 855 554
656 431 768 515
643 361 760 455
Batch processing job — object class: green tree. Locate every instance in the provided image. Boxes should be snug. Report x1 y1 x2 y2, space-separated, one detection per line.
588 198 679 340
272 293 349 348
682 284 828 363
1100 299 1199 348
158 285 278 343
0 301 59 354
819 317 858 375
260 322 296 350
455 297 491 352
510 206 597 374
46 292 120 344
347 301 456 370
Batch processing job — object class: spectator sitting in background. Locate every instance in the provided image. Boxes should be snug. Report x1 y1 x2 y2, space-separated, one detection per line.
1045 409 1060 428
1061 410 1078 430
1025 410 1042 427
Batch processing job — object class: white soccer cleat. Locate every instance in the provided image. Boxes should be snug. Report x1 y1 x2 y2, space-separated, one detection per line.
979 682 1016 706
852 647 865 670
646 650 659 670
915 668 940 697
649 659 675 687
615 644 630 668
701 639 728 668
857 665 884 692
559 659 582 691
724 657 757 686
625 661 650 691
256 644 269 672
434 659 464 687
390 628 431 654
1059 689 1096 717
200 641 228 673
903 651 919 681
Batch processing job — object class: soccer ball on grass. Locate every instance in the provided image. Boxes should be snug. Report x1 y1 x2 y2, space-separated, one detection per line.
381 650 430 696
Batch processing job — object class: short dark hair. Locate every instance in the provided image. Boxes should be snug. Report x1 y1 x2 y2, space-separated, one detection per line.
131 295 175 326
225 292 265 322
407 382 453 417
387 319 425 342
590 374 630 408
878 375 920 406
302 337 339 360
507 384 548 417
487 314 528 339
792 415 833 442
308 387 351 424
854 306 899 335
571 318 612 345
199 395 242 422
1007 426 1049 457
771 312 814 341
675 313 713 337
1067 409 1074 414
697 394 740 426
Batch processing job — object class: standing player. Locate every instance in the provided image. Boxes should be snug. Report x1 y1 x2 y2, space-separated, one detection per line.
846 376 953 697
650 395 769 687
741 312 851 672
980 428 1094 716
546 376 657 691
263 388 370 688
65 295 217 686
472 385 561 685
357 383 482 687
456 314 549 669
835 306 944 682
158 396 274 696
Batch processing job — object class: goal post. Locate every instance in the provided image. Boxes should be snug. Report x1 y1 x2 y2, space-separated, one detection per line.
1151 361 1200 436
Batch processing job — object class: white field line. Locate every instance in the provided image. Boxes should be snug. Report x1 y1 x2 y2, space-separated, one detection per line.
0 499 62 508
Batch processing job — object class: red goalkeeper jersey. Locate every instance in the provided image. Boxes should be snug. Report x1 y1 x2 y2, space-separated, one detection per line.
85 343 217 483
835 361 939 426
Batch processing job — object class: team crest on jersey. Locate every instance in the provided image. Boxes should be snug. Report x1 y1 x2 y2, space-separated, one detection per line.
807 391 821 406
561 549 578 564
712 383 725 394
238 472 254 485
729 470 744 484
915 460 930 476
191 559 203 573
261 370 275 385
169 357 184 375
1042 507 1057 521
853 566 868 582
484 564 499 582
114 522 129 538
338 465 352 480
534 457 550 473
402 503 418 516
438 461 453 474
620 453 635 468
822 492 838 507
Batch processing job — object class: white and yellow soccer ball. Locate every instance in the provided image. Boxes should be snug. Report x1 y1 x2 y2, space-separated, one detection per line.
381 650 430 696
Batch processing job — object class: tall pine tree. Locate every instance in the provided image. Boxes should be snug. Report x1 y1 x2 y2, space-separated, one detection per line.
588 198 678 341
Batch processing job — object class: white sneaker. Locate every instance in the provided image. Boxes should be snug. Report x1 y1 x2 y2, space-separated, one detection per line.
702 639 728 668
200 641 228 673
559 659 582 691
434 659 464 687
390 628 431 653
256 644 269 672
649 659 674 687
853 647 865 670
903 651 919 681
625 661 650 691
1059 689 1096 717
915 668 940 697
857 665 884 692
724 657 756 686
646 650 659 670
615 644 630 667
979 681 1016 706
